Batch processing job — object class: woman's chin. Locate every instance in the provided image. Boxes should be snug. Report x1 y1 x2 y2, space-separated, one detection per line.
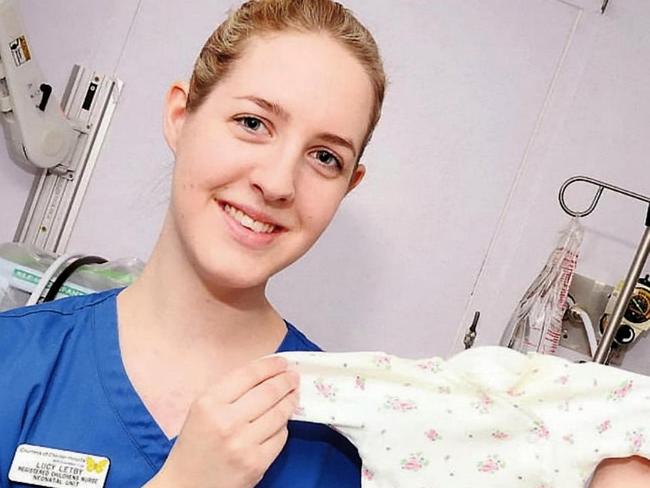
197 264 272 292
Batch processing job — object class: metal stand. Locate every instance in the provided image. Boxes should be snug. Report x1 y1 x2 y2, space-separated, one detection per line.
558 176 650 364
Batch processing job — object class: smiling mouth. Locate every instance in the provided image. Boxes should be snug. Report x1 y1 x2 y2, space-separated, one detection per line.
219 202 282 234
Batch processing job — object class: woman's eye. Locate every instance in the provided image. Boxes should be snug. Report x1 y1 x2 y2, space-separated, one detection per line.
313 150 342 171
236 116 269 135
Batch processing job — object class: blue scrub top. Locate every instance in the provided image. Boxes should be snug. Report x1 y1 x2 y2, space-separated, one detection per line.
0 289 361 487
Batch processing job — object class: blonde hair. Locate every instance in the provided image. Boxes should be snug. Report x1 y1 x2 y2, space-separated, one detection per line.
187 0 386 161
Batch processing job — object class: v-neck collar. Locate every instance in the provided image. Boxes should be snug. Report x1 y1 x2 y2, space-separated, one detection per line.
92 288 293 471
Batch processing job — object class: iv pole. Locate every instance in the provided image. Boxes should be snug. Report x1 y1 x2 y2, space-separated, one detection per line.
558 176 650 364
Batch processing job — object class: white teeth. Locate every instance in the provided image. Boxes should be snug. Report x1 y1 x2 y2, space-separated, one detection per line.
241 214 254 228
251 220 267 233
223 204 277 233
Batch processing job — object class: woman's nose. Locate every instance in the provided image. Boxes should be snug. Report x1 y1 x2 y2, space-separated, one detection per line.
249 152 298 204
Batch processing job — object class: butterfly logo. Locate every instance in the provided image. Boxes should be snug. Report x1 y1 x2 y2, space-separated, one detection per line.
85 456 108 474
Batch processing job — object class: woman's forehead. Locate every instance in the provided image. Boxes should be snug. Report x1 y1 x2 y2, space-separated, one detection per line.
213 31 374 140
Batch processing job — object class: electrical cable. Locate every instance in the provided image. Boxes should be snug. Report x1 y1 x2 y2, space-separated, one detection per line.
42 255 108 302
570 306 598 357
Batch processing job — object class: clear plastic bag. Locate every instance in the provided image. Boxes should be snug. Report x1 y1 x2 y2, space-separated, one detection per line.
500 218 584 354
0 242 144 311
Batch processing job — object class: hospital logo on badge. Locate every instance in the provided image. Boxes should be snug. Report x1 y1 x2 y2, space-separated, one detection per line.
86 456 108 474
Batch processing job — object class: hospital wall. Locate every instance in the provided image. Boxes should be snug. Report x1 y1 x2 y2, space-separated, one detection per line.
1 0 649 371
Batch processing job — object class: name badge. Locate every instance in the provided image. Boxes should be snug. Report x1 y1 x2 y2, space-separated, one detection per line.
9 444 110 488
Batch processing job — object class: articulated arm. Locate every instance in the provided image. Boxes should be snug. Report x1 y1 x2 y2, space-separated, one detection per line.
0 0 76 169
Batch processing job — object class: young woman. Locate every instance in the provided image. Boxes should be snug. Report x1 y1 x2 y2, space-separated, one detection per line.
0 1 383 487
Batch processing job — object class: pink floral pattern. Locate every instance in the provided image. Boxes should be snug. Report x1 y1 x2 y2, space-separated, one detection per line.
425 429 441 441
280 348 650 487
477 454 505 473
609 380 633 401
416 359 442 373
626 429 646 453
506 387 525 397
373 355 392 369
362 467 374 480
383 395 417 412
530 421 550 440
313 378 338 402
491 430 510 440
400 452 429 471
597 420 611 434
472 392 494 414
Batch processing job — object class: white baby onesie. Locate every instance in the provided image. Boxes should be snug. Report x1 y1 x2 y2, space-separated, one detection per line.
277 346 650 488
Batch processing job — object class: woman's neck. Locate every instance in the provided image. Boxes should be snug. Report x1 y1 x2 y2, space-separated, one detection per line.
117 214 288 373
115 215 289 437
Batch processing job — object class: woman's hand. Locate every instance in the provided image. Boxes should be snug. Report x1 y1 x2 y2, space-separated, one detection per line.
144 356 300 488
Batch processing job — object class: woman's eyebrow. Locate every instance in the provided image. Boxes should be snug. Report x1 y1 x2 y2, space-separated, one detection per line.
316 132 357 159
235 95 290 121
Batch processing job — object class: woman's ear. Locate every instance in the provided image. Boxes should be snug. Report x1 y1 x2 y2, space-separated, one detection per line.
346 163 366 194
162 81 190 154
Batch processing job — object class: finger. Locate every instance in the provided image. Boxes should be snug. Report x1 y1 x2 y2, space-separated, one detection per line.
212 355 289 403
242 390 299 445
257 425 291 468
233 370 299 423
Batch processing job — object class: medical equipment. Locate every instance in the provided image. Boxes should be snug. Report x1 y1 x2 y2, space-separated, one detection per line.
564 294 598 357
556 274 614 363
462 311 480 349
0 0 121 253
556 273 650 366
558 176 650 364
0 242 142 311
24 251 79 306
622 276 650 326
599 275 650 346
500 218 583 354
0 1 75 169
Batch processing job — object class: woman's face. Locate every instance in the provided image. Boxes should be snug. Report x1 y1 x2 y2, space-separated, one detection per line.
163 31 374 289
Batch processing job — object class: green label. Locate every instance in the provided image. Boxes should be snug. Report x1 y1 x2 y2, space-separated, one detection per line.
12 266 90 297
12 268 40 285
57 284 86 297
